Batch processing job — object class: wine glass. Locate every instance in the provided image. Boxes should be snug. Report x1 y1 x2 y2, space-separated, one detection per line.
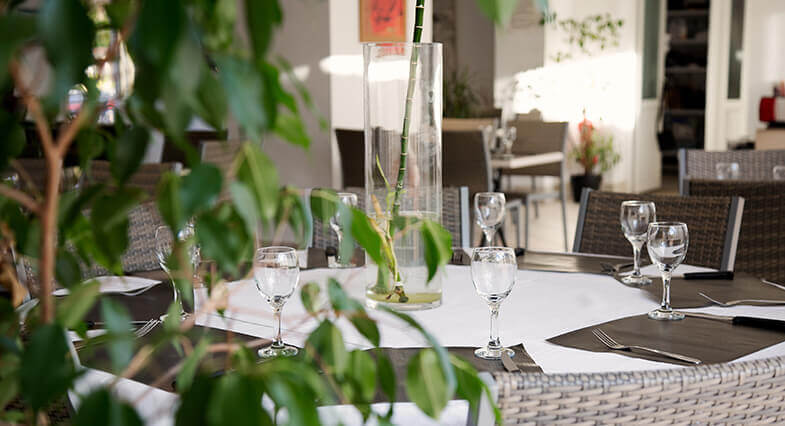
646 222 689 321
155 223 200 320
773 165 785 180
475 192 506 246
254 246 300 358
470 247 517 359
619 201 656 286
501 125 517 157
329 192 358 268
715 162 740 180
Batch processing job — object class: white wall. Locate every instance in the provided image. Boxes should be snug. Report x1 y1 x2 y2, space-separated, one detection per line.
494 0 544 108
455 0 495 108
742 0 785 140
327 0 433 187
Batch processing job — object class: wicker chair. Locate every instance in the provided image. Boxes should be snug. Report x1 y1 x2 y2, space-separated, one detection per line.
502 120 570 250
310 186 471 250
483 356 785 424
443 129 522 245
686 179 785 282
84 160 182 197
334 129 364 188
3 158 80 194
678 148 785 194
573 189 744 270
161 129 227 164
200 140 244 200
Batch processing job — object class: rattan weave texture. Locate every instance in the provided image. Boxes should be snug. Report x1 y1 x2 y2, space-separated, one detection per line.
576 191 735 270
684 149 785 181
688 179 785 282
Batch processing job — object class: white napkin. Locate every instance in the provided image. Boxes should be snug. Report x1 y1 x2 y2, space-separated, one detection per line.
53 276 159 296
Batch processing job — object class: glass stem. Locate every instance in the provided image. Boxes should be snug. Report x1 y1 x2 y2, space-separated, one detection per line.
483 228 495 247
632 244 642 277
660 271 673 312
488 304 501 350
273 307 283 348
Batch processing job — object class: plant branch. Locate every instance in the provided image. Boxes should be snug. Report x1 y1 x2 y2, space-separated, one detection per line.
9 60 55 155
0 184 39 214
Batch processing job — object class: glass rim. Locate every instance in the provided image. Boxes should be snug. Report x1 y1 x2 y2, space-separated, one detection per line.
363 41 442 48
256 246 297 255
336 192 358 198
471 246 515 254
648 221 687 228
475 191 505 197
621 200 654 206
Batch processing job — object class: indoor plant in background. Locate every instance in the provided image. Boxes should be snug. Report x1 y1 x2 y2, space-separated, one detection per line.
0 0 531 424
569 113 620 201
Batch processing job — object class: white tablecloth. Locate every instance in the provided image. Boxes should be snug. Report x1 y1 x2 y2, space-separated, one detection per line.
73 262 785 425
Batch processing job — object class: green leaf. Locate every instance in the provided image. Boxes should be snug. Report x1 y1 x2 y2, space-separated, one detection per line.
216 55 270 142
349 315 380 347
54 248 82 288
0 375 19 413
245 0 282 59
0 14 35 87
351 208 385 265
309 188 337 221
406 349 450 419
276 187 309 247
274 114 310 149
128 0 185 71
305 320 348 376
108 126 150 185
157 172 185 232
101 299 135 373
194 71 228 130
420 220 453 282
235 144 279 224
348 350 376 402
326 278 363 314
38 0 95 111
207 375 271 426
262 372 321 426
76 129 106 171
229 181 260 239
176 339 209 393
196 208 252 276
104 0 133 29
474 0 520 27
180 164 222 218
376 351 397 403
56 280 99 329
0 111 25 172
20 324 78 412
175 374 214 426
450 355 502 424
73 388 143 426
300 282 321 315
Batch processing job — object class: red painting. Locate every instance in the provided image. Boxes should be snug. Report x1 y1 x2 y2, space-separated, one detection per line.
360 0 406 42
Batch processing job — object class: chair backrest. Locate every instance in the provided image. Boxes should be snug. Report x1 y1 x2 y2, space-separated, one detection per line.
161 129 227 164
3 158 80 194
678 148 785 194
443 129 493 196
310 186 471 250
442 117 497 131
334 129 365 188
85 160 182 197
508 121 569 177
200 140 244 200
686 179 785 281
573 188 744 270
489 356 785 424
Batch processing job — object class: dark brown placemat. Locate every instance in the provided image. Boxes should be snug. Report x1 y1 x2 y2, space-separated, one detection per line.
616 273 785 309
547 313 785 366
451 248 640 275
77 282 175 323
78 326 264 392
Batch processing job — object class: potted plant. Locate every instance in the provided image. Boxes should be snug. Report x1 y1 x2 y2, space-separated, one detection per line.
569 115 620 201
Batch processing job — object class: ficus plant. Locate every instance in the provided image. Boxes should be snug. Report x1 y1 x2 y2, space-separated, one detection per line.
0 0 524 424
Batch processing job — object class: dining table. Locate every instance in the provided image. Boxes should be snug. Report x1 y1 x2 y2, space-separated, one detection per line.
66 250 785 426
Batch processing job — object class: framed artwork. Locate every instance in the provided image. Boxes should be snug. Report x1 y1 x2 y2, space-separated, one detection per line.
359 0 407 42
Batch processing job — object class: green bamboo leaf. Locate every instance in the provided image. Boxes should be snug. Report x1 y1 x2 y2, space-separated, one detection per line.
73 388 143 426
20 324 78 412
176 339 210 393
350 208 385 265
420 220 453 282
406 349 449 418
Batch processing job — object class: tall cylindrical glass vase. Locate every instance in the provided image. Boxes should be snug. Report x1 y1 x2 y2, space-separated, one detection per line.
363 42 443 311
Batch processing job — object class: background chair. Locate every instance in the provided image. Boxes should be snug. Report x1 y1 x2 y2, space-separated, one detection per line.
161 129 227 164
309 186 471 251
200 140 244 200
443 129 522 246
2 158 80 194
678 148 785 194
503 120 570 250
573 188 744 270
486 356 785 424
84 160 182 197
334 129 365 188
686 179 785 281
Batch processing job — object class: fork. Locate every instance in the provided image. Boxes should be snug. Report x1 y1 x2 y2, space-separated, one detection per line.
698 292 785 307
133 319 160 339
592 328 701 365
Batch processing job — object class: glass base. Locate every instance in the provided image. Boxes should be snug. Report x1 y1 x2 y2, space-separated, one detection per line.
474 346 514 360
365 292 442 311
159 312 190 322
648 308 685 321
621 275 652 287
258 344 298 358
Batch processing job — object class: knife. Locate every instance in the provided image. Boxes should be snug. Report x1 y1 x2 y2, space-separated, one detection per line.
678 311 785 332
682 271 734 280
501 351 520 372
